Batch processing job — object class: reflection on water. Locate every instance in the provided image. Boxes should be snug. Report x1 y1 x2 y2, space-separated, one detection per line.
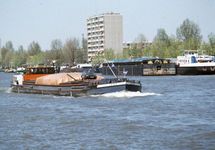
0 72 215 149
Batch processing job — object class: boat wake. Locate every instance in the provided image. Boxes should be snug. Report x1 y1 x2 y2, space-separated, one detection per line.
90 91 162 98
0 87 12 94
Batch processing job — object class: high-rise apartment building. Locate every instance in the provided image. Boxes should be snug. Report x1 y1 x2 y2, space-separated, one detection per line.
87 13 123 62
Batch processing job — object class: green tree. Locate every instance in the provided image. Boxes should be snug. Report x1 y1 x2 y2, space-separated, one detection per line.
11 51 21 68
0 56 2 67
129 43 142 58
176 19 202 50
201 33 215 55
62 37 79 65
208 33 215 48
49 39 63 65
91 51 105 66
115 51 123 60
5 41 14 51
76 49 85 64
82 37 88 63
154 28 170 45
1 41 14 66
17 45 29 65
135 33 147 50
51 39 62 51
208 33 215 55
165 35 181 58
155 41 167 58
201 41 211 54
177 36 201 50
92 48 117 65
29 52 45 66
1 46 9 66
11 46 29 67
176 18 202 41
4 50 13 67
103 48 115 60
20 49 29 65
143 40 169 58
121 48 132 59
28 41 41 56
18 45 24 53
142 45 152 57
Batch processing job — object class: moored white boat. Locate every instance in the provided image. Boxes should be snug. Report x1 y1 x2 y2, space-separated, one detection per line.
176 50 215 75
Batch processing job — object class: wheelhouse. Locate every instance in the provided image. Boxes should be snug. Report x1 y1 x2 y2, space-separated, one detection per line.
23 66 54 81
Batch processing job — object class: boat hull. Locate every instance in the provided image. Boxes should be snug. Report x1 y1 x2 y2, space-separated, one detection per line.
100 63 176 76
11 81 142 97
176 66 215 75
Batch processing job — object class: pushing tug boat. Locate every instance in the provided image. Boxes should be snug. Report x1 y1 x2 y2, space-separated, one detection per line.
11 64 142 97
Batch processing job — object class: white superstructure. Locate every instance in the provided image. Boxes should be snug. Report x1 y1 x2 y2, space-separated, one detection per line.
176 50 215 67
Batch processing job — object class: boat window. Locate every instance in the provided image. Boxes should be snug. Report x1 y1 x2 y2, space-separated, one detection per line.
33 69 37 74
46 68 53 74
38 68 43 74
38 68 45 74
27 68 30 74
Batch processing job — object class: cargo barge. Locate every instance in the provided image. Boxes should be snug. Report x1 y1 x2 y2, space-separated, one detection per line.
100 57 176 76
11 65 142 97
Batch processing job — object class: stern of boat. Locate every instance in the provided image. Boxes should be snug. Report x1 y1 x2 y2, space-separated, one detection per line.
125 81 142 92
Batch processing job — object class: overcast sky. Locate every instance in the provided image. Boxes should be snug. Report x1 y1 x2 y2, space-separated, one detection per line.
1 0 215 51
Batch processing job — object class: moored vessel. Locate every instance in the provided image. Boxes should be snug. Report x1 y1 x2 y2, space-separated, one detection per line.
176 50 215 75
100 57 176 76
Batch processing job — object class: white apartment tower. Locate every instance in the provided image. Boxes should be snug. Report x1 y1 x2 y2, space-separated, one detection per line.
87 13 123 62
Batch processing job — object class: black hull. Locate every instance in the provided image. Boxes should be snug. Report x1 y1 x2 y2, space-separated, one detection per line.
176 66 215 75
100 64 176 76
100 64 215 76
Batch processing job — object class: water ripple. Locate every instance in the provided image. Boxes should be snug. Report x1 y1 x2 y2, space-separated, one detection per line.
0 73 215 149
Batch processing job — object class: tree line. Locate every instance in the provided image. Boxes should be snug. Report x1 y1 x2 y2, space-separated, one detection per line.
92 18 215 65
1 18 215 68
0 37 88 68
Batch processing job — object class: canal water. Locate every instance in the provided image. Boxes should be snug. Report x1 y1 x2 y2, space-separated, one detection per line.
0 72 215 149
